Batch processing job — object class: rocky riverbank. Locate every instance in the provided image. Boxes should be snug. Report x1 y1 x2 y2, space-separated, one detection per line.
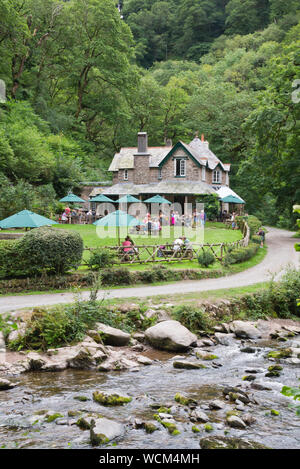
0 304 300 449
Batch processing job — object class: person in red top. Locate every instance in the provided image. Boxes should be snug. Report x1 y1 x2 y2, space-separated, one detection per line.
122 236 134 253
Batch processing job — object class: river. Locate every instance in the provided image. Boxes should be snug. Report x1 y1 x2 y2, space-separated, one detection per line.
0 335 299 449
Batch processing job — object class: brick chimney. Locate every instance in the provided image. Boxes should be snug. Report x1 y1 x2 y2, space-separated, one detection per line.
137 132 149 154
134 132 150 184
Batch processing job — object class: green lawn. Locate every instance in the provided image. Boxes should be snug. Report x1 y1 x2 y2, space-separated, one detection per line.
53 221 241 247
52 221 243 268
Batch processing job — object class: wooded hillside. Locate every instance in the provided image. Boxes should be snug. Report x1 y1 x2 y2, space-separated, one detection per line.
0 0 299 226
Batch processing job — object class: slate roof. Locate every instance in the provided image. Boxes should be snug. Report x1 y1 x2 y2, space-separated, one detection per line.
98 180 217 196
108 137 230 172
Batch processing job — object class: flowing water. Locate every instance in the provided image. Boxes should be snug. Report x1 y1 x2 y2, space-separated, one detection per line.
0 336 299 449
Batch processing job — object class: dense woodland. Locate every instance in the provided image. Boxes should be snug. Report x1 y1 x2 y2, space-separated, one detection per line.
0 0 299 227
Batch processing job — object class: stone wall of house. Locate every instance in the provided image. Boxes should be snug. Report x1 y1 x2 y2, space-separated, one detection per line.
133 154 151 184
116 168 134 183
159 148 203 181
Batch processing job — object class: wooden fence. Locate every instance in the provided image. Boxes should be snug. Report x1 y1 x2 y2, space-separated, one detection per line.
83 220 250 266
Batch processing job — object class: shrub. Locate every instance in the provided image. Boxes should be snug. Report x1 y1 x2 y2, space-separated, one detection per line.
172 305 214 333
0 240 22 279
9 307 86 351
87 247 117 270
223 243 259 267
251 235 262 244
235 269 300 320
246 215 262 238
18 227 83 275
197 250 215 267
195 194 219 220
101 267 133 286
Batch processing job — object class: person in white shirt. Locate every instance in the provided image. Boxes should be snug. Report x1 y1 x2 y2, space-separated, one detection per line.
173 237 183 253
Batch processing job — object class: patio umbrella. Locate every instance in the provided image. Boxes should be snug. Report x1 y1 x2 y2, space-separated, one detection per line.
59 193 85 203
144 195 171 204
93 210 142 245
89 194 115 203
117 195 141 204
0 210 56 229
221 195 245 204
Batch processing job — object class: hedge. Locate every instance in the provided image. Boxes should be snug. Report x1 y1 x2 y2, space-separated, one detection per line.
18 227 83 275
223 243 259 267
0 267 224 293
0 227 84 279
236 215 262 238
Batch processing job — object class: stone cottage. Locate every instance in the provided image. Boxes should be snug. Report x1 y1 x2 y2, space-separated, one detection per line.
89 132 244 212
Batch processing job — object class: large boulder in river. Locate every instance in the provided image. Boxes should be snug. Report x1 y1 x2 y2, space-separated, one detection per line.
229 321 262 340
90 323 131 346
144 320 197 352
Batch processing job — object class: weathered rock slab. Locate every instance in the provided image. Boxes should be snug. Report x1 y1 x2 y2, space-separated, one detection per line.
90 418 124 446
144 320 197 352
90 323 131 346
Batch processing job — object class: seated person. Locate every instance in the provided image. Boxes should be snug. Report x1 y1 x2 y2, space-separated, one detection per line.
173 237 184 252
157 245 166 257
122 236 134 254
182 236 192 249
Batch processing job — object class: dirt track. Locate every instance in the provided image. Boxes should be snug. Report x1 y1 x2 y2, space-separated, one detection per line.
0 227 299 314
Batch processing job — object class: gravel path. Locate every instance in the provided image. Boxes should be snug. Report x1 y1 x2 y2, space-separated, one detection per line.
0 227 299 314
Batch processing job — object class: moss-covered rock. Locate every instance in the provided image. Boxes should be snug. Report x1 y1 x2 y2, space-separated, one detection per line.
68 410 82 418
265 370 281 377
153 414 180 435
192 425 200 433
200 436 270 449
204 423 213 433
174 392 197 406
268 365 283 372
242 375 256 381
93 391 132 406
73 395 89 402
267 349 292 359
90 418 124 446
143 422 158 434
45 413 63 423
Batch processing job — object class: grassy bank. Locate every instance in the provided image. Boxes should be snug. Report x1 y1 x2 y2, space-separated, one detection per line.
0 245 267 296
3 268 299 352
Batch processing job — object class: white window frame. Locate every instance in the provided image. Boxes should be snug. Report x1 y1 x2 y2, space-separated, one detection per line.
201 166 206 181
124 169 128 181
158 167 162 180
213 169 221 184
174 158 186 177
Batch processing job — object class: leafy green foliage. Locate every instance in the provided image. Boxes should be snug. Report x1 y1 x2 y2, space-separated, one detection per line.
197 250 215 267
196 194 220 221
8 298 154 351
236 268 300 319
171 305 214 333
18 227 84 275
223 243 259 267
88 248 117 270
281 382 300 416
